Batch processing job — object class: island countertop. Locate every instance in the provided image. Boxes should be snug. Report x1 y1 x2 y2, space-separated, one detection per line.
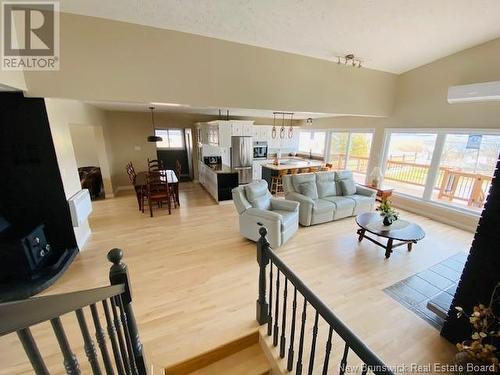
262 159 324 171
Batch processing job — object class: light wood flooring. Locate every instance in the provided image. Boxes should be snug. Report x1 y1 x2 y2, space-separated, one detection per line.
0 182 474 374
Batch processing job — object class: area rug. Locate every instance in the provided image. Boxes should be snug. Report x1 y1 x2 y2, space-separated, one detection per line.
383 252 467 329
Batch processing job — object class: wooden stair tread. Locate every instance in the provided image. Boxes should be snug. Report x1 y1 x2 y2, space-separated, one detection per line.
188 344 270 375
165 332 270 375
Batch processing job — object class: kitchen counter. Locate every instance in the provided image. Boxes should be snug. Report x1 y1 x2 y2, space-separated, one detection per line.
207 164 238 174
261 159 324 191
262 159 323 171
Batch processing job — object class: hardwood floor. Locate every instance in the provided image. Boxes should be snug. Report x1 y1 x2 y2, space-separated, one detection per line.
0 182 474 374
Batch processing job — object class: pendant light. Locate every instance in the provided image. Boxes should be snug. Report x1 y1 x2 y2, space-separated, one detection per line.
272 112 277 139
288 113 294 138
147 106 162 142
280 113 286 139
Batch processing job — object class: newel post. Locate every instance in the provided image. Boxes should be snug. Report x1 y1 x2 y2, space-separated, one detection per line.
256 227 270 325
108 249 147 375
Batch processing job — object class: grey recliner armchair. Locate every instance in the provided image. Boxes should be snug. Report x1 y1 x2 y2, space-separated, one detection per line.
232 180 299 248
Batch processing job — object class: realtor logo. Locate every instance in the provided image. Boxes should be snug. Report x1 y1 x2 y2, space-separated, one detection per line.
2 1 59 70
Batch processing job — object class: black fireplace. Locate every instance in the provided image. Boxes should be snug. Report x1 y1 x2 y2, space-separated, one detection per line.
0 92 78 301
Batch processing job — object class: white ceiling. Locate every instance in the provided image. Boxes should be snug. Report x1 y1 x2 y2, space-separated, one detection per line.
61 0 500 73
86 101 342 119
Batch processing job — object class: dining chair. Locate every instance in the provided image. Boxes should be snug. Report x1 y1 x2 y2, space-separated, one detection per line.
148 158 164 172
143 171 171 217
175 160 182 179
126 162 142 210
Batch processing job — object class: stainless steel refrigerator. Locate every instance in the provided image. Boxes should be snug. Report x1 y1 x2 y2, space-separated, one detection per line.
231 136 253 184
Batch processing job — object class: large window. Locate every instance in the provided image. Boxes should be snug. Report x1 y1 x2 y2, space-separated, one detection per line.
431 133 500 211
382 130 500 213
328 131 373 183
155 129 184 149
298 130 326 156
383 133 437 198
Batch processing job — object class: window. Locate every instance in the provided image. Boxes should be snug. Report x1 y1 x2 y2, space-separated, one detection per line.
382 130 500 213
432 133 500 212
383 132 437 198
328 131 373 183
298 131 311 153
155 129 184 149
298 130 326 156
329 132 348 169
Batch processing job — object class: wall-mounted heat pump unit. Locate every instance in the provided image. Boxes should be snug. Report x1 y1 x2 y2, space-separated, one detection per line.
447 81 500 104
68 189 92 227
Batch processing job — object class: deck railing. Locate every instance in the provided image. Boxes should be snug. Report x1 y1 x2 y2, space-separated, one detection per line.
0 249 147 375
383 159 492 208
256 228 394 375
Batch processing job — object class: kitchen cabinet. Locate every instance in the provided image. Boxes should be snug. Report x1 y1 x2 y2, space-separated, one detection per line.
252 159 273 180
197 121 254 148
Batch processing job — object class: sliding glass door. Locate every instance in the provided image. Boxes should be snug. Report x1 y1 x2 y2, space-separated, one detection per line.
328 131 373 183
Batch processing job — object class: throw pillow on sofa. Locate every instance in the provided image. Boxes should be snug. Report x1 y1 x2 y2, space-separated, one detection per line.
299 181 319 200
316 172 337 197
340 178 356 196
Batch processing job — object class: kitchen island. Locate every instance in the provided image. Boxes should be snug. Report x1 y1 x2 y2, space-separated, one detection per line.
198 161 238 203
261 159 324 190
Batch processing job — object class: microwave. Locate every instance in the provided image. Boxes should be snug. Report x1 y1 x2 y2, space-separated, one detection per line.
253 141 268 159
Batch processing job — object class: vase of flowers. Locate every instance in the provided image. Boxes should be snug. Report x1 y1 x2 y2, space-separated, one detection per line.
377 199 398 226
454 283 499 374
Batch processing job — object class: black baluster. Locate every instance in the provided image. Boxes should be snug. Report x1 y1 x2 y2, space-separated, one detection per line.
280 277 288 358
17 328 50 375
295 298 307 375
287 286 298 372
90 303 115 375
115 295 139 375
273 269 280 347
108 249 147 375
75 308 102 375
110 297 131 374
268 259 273 337
102 299 126 375
307 311 319 375
256 227 269 325
322 325 334 375
50 317 81 375
339 343 349 375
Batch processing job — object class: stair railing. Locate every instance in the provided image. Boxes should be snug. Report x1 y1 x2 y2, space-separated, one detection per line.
256 227 394 375
0 248 147 375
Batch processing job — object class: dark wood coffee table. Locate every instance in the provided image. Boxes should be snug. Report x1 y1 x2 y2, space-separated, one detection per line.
355 212 425 258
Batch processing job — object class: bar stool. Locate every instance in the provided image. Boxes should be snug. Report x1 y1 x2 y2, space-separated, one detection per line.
270 169 288 196
309 166 320 173
290 168 298 175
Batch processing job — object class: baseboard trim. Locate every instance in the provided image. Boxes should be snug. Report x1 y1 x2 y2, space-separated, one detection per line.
165 331 259 375
115 185 135 194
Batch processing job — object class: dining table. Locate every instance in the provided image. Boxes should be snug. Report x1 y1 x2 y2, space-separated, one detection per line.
134 170 180 209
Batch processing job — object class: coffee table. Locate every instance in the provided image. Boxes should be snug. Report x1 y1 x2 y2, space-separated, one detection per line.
355 212 425 258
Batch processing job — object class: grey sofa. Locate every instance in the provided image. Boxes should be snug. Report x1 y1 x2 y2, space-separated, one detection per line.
282 171 376 226
232 180 299 248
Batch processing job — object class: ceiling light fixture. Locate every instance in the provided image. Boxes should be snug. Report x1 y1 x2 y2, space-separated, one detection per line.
336 54 363 69
306 118 313 126
147 106 163 142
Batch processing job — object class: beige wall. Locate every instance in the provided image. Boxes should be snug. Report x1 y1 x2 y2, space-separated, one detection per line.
23 12 396 117
70 125 101 167
104 111 290 188
0 70 26 91
44 98 111 248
